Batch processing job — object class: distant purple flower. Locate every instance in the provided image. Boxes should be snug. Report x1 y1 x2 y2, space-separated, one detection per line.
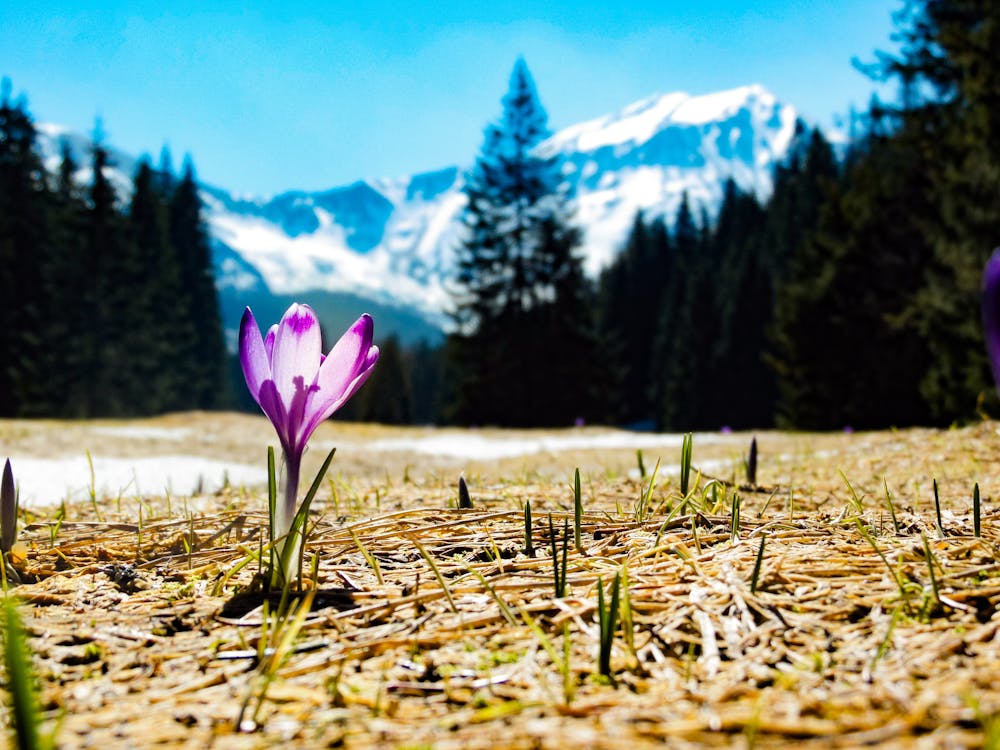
240 304 378 540
983 249 1000 390
574 417 585 428
720 425 732 434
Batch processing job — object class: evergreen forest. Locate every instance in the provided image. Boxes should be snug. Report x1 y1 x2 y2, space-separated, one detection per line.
0 82 226 417
2 0 998 431
428 0 1000 431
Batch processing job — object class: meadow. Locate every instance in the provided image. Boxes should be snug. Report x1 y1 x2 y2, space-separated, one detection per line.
2 413 999 749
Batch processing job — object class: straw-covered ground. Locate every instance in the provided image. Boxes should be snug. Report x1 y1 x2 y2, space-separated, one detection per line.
2 413 1000 749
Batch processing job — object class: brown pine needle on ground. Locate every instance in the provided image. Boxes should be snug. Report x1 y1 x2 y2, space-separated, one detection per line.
2 414 1000 748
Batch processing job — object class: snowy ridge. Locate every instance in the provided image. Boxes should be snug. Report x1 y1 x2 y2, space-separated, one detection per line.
35 84 801 339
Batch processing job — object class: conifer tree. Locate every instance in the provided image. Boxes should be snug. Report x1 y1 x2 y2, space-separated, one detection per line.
707 180 770 428
597 213 672 426
81 133 123 415
119 159 190 413
884 0 1000 420
652 194 707 429
43 141 91 415
769 124 933 428
407 340 445 425
169 159 227 408
0 83 52 415
448 58 596 426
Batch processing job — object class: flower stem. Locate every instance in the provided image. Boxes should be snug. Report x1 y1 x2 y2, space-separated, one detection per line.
272 449 302 588
281 450 301 538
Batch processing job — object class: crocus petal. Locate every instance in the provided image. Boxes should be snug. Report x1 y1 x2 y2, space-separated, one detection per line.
264 324 278 364
313 314 374 405
239 307 271 406
321 347 379 417
983 248 1000 390
257 380 291 451
271 304 323 411
302 340 379 441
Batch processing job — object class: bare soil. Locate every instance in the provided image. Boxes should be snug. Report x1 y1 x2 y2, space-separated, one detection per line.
3 413 1000 749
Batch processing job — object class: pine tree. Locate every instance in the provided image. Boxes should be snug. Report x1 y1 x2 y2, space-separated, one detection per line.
169 159 227 409
769 124 933 429
530 215 605 424
707 180 770 428
81 132 123 415
597 213 673 426
43 141 91 416
448 58 596 426
118 159 190 413
652 194 708 429
884 0 1000 420
408 339 445 424
0 82 52 416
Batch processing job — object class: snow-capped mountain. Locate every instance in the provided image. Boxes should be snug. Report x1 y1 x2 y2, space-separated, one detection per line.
37 84 799 345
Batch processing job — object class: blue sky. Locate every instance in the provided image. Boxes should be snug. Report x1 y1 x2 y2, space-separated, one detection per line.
3 0 901 196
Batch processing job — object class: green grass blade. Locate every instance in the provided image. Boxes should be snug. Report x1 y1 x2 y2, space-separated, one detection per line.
3 598 43 750
750 534 767 594
573 468 582 551
680 433 693 497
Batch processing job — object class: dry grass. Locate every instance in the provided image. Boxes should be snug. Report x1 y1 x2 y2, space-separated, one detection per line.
3 414 1000 749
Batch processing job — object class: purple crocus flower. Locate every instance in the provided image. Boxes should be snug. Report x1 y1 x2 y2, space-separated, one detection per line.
240 304 378 545
983 248 1000 389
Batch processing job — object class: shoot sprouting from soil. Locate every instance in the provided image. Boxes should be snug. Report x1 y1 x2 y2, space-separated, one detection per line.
1 459 16 554
596 572 621 679
458 475 473 509
920 531 941 609
634 457 660 524
524 501 535 556
680 433 693 497
750 534 767 593
883 478 901 535
839 470 865 517
746 437 757 486
934 478 945 537
573 468 582 551
549 515 569 599
974 482 981 537
86 449 102 522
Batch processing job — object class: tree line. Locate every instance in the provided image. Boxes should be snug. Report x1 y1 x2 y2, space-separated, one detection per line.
366 0 1000 430
0 81 226 417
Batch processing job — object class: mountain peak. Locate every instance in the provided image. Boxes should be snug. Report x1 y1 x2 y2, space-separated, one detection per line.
543 84 789 156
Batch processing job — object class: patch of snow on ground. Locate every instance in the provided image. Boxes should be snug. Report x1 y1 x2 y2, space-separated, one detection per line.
13 455 267 507
91 426 192 441
363 430 730 461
